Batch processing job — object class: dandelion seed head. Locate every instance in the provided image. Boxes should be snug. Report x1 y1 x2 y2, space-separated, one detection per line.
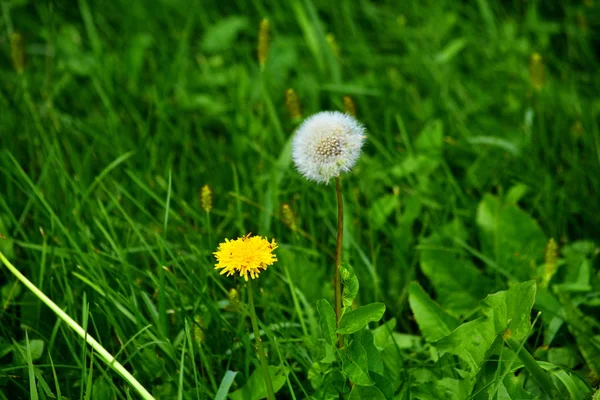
292 111 366 184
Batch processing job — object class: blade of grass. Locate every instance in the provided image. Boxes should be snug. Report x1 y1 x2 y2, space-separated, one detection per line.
0 251 155 400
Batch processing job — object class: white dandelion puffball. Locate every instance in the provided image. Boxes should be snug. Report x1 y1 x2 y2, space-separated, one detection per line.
292 111 366 184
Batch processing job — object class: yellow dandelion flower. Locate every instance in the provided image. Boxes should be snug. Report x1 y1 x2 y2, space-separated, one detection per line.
214 235 277 281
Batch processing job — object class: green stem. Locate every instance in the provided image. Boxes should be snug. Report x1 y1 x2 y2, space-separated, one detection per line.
334 177 343 348
0 251 155 400
247 279 276 400
504 336 558 396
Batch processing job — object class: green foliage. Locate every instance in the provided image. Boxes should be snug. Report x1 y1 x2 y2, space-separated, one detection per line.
476 194 547 281
317 299 337 346
337 303 386 335
408 282 459 342
229 366 287 400
340 264 359 310
1 0 599 398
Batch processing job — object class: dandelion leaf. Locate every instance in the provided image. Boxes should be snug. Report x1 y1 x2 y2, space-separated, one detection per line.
408 282 460 342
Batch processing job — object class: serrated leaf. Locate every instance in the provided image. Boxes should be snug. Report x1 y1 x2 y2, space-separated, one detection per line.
340 264 359 311
338 303 386 335
341 340 372 386
408 282 460 342
317 299 337 345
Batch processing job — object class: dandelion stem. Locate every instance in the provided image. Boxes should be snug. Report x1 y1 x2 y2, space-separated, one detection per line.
246 279 276 400
334 177 343 348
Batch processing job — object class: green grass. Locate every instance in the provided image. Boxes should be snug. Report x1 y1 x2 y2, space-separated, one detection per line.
1 0 600 398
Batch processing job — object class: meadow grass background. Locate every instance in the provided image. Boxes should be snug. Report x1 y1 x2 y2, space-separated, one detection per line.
1 0 600 398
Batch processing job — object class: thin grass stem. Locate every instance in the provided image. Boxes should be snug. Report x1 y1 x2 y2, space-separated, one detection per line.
0 251 155 400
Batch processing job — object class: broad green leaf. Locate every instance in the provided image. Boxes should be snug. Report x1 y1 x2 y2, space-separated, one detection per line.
348 385 386 400
340 264 359 310
481 281 536 340
436 281 538 375
368 194 399 230
201 16 249 53
338 303 386 335
419 234 495 314
496 374 536 399
317 299 337 345
320 343 336 364
341 340 372 386
26 339 44 362
321 370 346 398
370 371 393 400
92 378 114 400
545 365 593 399
372 318 396 350
408 282 460 342
476 194 546 281
555 240 595 292
391 154 440 178
229 366 287 400
411 377 474 400
414 119 443 155
558 294 600 375
548 347 579 369
435 317 499 374
13 339 45 365
354 330 383 375
505 184 529 205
